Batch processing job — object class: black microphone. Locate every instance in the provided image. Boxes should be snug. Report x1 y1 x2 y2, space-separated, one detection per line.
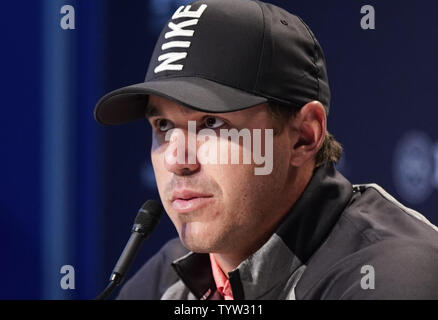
95 200 164 300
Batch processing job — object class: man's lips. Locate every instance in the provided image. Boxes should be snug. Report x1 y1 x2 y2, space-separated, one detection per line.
170 190 213 213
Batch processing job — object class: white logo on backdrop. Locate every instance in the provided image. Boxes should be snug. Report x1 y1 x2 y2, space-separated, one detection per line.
393 131 438 204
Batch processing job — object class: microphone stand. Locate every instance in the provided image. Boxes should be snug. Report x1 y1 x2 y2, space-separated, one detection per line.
95 274 120 300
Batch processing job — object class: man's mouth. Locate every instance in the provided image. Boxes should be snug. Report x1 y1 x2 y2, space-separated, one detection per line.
171 190 213 213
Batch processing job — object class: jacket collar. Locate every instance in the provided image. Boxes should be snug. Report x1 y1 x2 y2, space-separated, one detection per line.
171 163 353 300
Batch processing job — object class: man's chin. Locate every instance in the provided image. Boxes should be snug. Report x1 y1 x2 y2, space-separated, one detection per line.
178 229 219 253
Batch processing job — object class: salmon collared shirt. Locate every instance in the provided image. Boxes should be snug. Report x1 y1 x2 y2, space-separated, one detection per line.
209 253 234 300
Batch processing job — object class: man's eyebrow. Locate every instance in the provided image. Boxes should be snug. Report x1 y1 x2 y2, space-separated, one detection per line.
145 103 161 118
145 101 201 118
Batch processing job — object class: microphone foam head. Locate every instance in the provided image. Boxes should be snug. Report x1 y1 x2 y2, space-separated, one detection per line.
134 200 164 233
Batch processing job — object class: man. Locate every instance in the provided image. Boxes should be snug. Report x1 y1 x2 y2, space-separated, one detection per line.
94 0 438 299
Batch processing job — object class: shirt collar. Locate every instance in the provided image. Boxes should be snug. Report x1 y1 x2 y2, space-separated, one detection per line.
209 253 234 300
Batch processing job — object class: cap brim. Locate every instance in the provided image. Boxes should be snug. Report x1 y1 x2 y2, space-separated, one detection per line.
94 77 268 125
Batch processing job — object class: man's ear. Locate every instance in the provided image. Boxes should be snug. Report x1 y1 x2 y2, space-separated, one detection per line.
289 101 326 167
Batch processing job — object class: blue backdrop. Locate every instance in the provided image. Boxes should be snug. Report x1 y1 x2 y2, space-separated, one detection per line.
0 0 437 299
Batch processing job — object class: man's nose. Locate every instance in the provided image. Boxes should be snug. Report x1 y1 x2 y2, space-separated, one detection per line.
164 129 200 176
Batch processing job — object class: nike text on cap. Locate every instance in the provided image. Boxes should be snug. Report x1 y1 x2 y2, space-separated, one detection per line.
94 0 330 125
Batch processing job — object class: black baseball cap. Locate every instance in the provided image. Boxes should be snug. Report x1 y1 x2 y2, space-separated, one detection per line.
94 0 330 125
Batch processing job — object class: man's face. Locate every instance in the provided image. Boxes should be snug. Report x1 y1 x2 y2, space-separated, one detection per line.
147 95 296 255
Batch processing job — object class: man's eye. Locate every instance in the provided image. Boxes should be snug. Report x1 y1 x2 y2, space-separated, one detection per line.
204 116 225 129
156 119 174 132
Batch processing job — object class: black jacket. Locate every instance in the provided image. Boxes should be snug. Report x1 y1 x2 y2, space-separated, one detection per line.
118 163 438 299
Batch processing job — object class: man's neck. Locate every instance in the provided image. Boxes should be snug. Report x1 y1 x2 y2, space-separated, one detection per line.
211 229 274 276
